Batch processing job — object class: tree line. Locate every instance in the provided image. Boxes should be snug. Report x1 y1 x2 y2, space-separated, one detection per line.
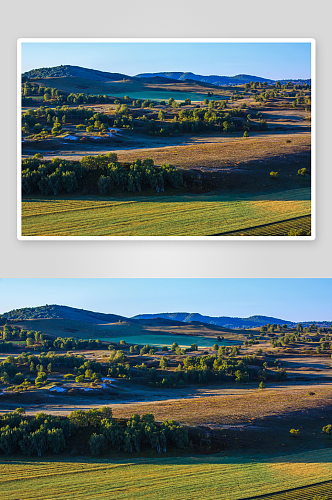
0 407 188 456
22 155 183 196
98 159 183 194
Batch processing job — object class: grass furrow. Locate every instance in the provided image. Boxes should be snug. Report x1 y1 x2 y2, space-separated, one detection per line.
2 448 332 500
21 188 310 236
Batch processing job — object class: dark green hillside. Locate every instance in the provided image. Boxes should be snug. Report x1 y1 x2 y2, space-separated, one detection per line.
23 65 136 82
3 304 131 324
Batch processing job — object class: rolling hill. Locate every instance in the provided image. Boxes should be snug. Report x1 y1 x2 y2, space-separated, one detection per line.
2 304 131 324
22 65 137 82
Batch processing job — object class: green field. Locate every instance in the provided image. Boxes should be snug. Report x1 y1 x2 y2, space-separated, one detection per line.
106 90 229 102
21 188 311 237
1 448 332 500
98 333 239 347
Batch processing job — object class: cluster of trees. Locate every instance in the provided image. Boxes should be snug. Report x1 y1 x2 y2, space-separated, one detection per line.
268 326 332 352
113 103 134 129
260 323 289 333
22 81 113 106
42 337 104 352
98 159 183 194
149 104 267 136
0 325 105 352
22 154 183 196
95 413 188 455
21 82 65 106
22 157 82 195
0 355 35 388
0 346 131 390
0 408 73 456
145 351 287 387
22 105 112 137
0 407 188 457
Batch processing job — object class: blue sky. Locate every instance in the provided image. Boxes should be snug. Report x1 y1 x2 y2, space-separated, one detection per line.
0 279 330 321
21 42 311 80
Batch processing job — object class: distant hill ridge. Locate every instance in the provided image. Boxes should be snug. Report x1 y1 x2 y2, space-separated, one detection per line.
2 306 329 329
136 72 275 86
132 312 294 329
133 313 331 329
136 72 311 86
22 65 311 87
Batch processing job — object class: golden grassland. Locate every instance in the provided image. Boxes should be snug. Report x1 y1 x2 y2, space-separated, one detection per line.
21 188 311 236
116 133 311 170
1 448 332 500
111 386 332 426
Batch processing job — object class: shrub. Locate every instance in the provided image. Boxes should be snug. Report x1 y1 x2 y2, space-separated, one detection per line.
35 372 47 386
298 167 309 177
322 424 332 435
13 373 25 385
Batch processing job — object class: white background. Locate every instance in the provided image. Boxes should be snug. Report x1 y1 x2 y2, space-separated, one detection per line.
1 0 330 278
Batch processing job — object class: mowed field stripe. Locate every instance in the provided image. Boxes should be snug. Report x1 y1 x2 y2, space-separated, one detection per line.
244 478 332 500
21 188 311 236
2 448 332 500
212 214 311 236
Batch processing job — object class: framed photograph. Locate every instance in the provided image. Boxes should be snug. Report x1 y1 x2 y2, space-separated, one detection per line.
18 38 315 239
1 277 332 498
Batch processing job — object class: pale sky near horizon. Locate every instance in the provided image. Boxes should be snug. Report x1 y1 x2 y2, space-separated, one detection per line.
0 279 330 322
21 42 311 80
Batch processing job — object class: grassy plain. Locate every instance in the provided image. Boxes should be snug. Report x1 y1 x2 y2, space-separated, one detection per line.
22 187 310 236
2 449 332 500
115 132 311 171
11 317 243 342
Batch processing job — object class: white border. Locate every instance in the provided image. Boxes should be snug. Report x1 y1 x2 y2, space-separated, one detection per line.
17 38 316 241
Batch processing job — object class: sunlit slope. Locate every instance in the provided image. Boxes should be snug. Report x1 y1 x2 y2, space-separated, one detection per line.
1 448 332 500
21 188 310 236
